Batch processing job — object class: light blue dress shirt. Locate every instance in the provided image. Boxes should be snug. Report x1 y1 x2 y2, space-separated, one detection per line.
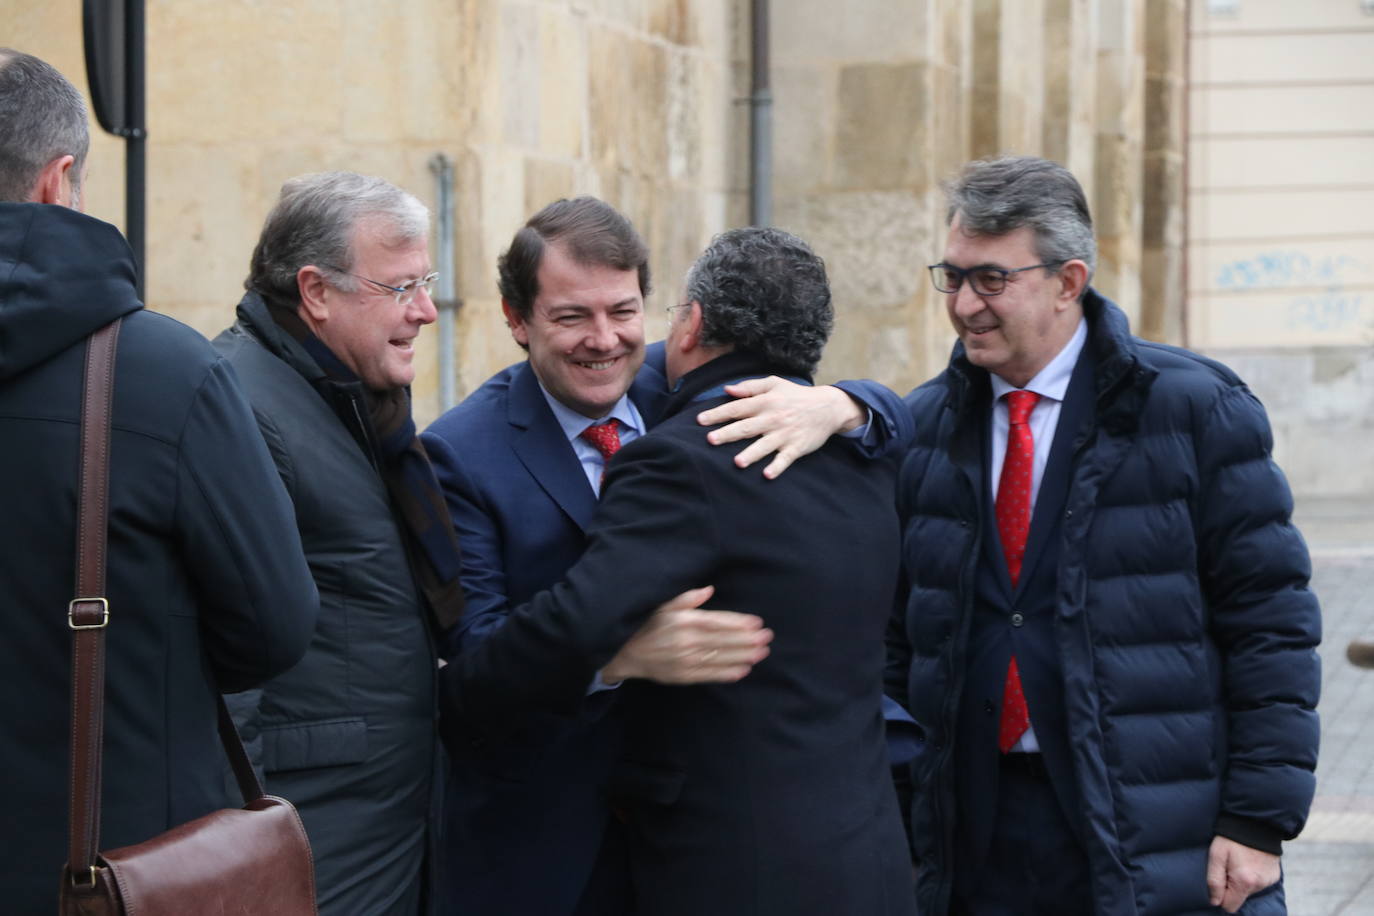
538 386 646 496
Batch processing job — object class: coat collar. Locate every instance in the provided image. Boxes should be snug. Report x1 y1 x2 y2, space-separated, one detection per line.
661 350 806 420
233 290 381 465
234 290 330 384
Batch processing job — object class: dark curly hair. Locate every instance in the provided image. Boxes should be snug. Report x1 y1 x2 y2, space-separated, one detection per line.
684 227 832 378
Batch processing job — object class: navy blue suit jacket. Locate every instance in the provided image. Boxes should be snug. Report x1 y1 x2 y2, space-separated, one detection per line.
421 344 912 914
422 357 664 915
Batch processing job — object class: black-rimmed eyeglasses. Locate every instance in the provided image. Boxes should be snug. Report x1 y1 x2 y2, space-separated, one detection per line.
927 261 1064 297
324 266 439 307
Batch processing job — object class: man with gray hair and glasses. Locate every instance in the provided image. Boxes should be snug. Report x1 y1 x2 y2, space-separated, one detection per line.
0 50 318 912
212 171 463 915
885 155 1321 915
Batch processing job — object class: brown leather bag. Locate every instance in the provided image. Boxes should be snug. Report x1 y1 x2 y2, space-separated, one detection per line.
59 319 318 915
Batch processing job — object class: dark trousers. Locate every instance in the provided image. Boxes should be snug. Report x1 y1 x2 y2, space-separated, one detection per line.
951 753 1092 916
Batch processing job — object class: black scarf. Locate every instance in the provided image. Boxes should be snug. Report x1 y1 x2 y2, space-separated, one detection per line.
268 302 466 632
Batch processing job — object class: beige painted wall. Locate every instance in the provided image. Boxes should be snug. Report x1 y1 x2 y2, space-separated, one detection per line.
1186 0 1374 499
1188 0 1374 350
5 0 1186 424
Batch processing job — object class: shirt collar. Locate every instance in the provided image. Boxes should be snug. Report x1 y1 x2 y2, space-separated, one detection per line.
538 383 643 443
989 317 1088 404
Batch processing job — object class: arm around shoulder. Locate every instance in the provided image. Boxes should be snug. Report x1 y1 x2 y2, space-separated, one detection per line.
833 378 916 457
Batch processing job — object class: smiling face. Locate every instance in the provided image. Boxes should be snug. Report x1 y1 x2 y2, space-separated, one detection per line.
942 216 1083 388
309 217 436 391
505 240 646 418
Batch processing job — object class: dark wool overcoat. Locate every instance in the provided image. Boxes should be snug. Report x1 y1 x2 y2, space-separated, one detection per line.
443 350 916 916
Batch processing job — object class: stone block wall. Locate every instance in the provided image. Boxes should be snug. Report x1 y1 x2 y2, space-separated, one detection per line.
4 0 1185 425
767 0 1185 393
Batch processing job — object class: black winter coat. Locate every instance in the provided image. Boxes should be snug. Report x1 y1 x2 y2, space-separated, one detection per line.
887 291 1321 916
214 293 440 916
0 204 318 913
443 351 915 916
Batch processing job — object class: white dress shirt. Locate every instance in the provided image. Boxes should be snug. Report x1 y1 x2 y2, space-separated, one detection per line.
987 317 1087 752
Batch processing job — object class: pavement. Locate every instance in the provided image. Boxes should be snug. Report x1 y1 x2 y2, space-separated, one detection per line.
1283 497 1374 915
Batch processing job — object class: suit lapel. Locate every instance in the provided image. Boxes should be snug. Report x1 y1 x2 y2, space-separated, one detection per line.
1016 346 1096 593
507 364 599 531
947 373 1012 601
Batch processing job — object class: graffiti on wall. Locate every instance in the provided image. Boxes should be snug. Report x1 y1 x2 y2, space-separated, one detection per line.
1215 250 1370 335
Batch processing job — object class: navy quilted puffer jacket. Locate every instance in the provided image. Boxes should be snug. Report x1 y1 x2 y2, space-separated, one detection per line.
887 290 1320 916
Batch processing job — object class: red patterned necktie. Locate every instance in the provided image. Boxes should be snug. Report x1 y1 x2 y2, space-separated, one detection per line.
580 418 622 487
996 389 1040 753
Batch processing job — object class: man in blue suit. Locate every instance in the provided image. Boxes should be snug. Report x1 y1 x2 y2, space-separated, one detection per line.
422 197 909 915
887 157 1321 916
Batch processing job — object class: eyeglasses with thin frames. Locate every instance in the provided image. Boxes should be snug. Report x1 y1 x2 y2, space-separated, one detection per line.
323 266 440 307
927 261 1064 297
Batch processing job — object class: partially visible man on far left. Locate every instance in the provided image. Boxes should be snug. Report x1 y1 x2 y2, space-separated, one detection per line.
0 49 319 913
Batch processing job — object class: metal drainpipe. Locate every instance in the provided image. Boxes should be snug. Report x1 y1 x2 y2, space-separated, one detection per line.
1180 0 1191 348
126 0 147 298
749 0 772 227
429 153 461 411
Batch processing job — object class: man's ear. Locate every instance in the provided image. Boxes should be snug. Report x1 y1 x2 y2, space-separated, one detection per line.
501 299 531 348
1057 259 1090 307
31 155 76 206
297 265 331 325
678 301 705 352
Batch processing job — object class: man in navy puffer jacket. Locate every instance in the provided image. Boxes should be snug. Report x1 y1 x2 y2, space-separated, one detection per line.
887 156 1320 916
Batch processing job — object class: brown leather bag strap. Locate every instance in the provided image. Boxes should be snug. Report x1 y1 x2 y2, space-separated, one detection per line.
65 320 268 891
219 694 266 804
67 318 121 888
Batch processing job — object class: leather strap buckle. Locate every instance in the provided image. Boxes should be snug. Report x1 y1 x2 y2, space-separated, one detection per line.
69 865 98 889
68 597 109 630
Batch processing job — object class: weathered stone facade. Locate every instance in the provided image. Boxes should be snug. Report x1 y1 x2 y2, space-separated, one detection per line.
6 0 1187 426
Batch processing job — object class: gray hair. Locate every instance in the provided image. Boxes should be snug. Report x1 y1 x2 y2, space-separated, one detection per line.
246 171 429 305
0 49 90 204
685 227 833 378
945 155 1096 285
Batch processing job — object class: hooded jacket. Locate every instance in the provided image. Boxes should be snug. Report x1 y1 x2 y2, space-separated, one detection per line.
0 203 318 913
888 291 1320 915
